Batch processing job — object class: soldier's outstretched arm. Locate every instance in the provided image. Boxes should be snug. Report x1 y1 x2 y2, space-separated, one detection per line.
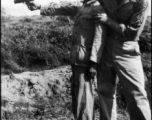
40 2 79 16
26 1 80 16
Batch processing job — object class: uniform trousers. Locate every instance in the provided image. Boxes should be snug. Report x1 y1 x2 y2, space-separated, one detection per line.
97 37 151 120
71 64 95 120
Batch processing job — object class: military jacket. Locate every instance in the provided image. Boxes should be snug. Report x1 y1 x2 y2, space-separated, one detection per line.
97 0 150 41
40 0 107 67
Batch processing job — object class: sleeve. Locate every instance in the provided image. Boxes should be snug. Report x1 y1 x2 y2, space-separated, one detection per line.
120 0 149 39
90 6 107 63
40 2 79 16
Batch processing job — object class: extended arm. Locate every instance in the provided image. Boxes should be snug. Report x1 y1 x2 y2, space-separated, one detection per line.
40 2 79 16
26 1 80 16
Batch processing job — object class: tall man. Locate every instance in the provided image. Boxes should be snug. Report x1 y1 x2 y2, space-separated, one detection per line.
94 0 151 120
26 0 107 119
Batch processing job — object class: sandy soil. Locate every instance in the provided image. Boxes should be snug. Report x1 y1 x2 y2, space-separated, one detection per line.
1 66 75 119
1 65 129 120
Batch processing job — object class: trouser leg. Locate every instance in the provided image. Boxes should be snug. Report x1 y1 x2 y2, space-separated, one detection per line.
84 80 95 120
71 65 95 120
115 54 151 120
97 62 118 120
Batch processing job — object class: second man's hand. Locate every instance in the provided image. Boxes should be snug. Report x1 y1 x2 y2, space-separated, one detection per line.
94 13 110 24
88 61 97 79
26 1 41 11
93 12 126 37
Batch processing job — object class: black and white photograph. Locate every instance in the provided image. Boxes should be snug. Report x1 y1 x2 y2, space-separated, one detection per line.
1 0 151 120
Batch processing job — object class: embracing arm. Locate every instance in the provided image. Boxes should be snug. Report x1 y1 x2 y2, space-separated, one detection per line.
95 0 149 40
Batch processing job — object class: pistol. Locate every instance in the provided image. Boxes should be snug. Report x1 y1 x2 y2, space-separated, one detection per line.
14 0 34 4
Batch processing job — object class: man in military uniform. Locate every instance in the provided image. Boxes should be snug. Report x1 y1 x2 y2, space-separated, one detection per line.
93 0 151 120
26 0 107 119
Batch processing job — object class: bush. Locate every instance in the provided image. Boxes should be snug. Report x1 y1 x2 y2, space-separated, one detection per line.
1 16 72 73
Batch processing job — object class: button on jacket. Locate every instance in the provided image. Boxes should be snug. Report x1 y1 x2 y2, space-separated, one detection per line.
40 0 107 67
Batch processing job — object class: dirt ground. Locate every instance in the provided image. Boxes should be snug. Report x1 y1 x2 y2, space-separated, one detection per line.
1 66 129 120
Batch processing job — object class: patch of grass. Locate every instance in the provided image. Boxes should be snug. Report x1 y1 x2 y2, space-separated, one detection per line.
1 16 72 75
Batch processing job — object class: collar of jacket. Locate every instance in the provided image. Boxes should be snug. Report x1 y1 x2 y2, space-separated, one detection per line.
116 0 136 10
83 0 97 6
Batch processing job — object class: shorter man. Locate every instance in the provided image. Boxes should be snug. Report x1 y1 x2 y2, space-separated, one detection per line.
26 0 107 120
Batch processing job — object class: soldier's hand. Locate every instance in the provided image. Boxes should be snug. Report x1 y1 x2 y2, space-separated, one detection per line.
88 61 97 79
94 13 110 24
26 1 41 11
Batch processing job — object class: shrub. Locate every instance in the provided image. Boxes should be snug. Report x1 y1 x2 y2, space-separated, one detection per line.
1 16 72 73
